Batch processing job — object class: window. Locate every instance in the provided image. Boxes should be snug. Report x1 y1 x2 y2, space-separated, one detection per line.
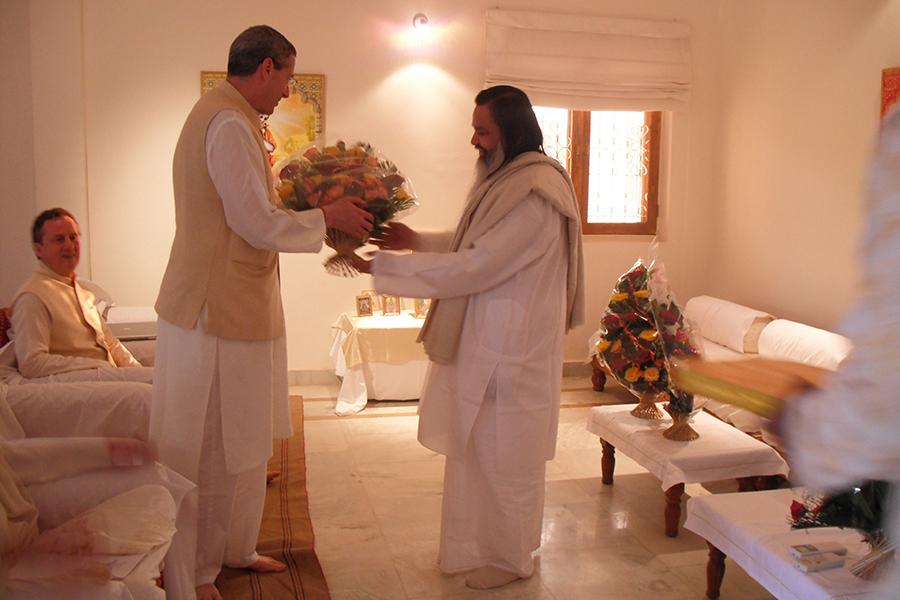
534 107 661 235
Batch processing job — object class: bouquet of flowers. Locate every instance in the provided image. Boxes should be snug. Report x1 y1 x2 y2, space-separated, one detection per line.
276 141 418 276
591 259 701 426
790 481 894 579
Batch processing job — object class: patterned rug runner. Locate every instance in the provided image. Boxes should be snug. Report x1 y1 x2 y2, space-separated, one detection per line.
215 397 329 599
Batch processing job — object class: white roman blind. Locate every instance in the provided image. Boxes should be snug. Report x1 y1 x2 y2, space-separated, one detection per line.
485 9 692 111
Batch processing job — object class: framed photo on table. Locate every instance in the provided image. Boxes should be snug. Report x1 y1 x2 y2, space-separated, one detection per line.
382 295 401 315
200 71 326 164
355 294 373 317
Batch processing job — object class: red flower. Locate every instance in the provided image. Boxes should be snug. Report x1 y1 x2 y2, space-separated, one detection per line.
790 500 808 521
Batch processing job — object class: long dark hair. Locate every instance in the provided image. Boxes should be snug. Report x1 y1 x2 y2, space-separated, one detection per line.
474 85 544 168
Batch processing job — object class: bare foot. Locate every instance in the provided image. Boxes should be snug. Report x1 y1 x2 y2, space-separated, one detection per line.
196 583 223 600
465 565 526 589
247 555 287 573
266 469 281 484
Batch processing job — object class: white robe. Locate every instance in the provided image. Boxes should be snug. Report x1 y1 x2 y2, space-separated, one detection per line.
784 110 900 595
375 193 569 469
150 109 325 481
373 189 570 575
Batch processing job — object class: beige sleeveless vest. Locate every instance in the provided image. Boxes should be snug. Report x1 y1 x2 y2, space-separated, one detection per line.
12 263 114 365
155 81 284 341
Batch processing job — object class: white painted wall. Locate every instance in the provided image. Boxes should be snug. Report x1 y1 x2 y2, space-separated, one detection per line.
7 0 891 372
710 0 900 328
0 0 38 301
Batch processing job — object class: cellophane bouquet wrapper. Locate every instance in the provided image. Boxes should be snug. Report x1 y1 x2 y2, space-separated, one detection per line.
275 141 418 276
590 259 701 416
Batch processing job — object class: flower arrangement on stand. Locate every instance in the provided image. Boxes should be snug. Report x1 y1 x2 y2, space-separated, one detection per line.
790 481 895 580
276 141 418 276
591 259 702 439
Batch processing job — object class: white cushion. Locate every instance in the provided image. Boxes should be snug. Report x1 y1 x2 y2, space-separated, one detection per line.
685 296 774 354
757 319 852 370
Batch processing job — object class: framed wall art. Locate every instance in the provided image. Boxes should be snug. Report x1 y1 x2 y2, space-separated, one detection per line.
201 71 326 164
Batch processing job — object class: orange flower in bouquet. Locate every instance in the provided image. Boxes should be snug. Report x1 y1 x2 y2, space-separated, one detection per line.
276 141 418 276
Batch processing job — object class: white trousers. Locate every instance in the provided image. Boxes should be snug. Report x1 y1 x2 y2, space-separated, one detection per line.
194 370 267 586
438 387 546 577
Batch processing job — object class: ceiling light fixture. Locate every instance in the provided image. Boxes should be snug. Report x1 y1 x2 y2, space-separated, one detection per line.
412 13 429 29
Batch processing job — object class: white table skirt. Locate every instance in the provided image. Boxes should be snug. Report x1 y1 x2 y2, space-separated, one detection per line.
330 312 429 416
685 489 882 600
585 404 789 491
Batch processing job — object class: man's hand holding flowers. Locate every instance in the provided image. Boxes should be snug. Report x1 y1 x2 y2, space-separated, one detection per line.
319 196 373 240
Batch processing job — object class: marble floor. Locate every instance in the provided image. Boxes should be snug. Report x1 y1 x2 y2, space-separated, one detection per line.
292 377 774 600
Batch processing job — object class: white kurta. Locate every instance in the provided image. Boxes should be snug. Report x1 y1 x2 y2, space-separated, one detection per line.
151 109 325 482
374 190 569 576
151 108 325 588
783 110 900 596
375 193 569 469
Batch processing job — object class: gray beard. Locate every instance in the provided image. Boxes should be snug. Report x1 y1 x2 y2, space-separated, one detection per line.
472 144 506 188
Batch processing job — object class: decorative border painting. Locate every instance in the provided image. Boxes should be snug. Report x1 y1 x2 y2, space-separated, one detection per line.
201 71 326 164
880 68 900 120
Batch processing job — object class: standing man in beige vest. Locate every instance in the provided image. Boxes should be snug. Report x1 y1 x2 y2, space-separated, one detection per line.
152 25 372 600
7 208 151 384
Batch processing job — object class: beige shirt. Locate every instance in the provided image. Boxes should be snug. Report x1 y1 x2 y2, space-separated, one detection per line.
9 263 139 379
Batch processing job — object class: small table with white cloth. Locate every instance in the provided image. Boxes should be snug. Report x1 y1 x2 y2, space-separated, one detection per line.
585 404 790 537
685 488 882 599
330 312 430 416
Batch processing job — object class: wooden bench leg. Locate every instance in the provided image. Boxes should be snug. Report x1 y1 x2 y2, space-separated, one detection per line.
591 356 607 392
706 542 726 599
664 483 685 537
600 439 615 485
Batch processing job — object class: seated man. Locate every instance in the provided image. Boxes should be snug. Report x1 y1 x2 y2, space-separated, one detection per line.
5 208 151 384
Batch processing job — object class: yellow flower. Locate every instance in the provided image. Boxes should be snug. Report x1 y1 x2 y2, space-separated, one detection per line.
611 292 629 303
639 329 658 341
595 340 611 353
276 181 294 200
611 340 622 353
643 367 660 382
624 367 642 382
633 290 650 298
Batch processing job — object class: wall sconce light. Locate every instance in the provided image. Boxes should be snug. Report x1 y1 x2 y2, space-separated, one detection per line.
412 13 429 30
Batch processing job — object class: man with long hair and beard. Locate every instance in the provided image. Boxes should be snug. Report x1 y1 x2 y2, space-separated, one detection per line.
354 85 584 589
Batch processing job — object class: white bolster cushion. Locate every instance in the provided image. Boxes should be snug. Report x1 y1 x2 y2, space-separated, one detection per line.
684 296 774 354
757 319 852 370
